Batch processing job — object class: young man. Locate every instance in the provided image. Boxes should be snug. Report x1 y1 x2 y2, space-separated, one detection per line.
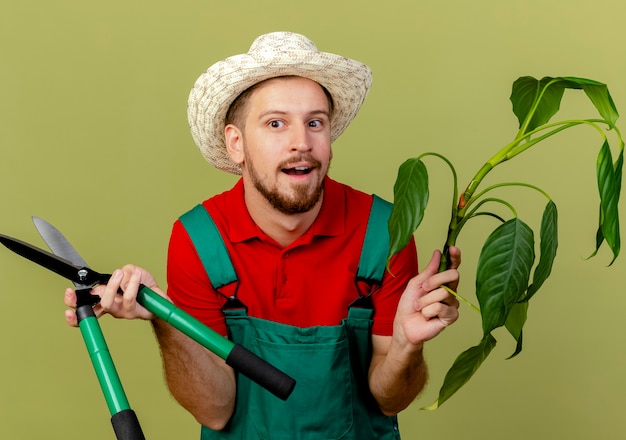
64 32 460 439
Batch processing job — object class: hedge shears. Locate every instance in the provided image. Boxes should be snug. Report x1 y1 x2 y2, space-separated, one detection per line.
0 217 295 440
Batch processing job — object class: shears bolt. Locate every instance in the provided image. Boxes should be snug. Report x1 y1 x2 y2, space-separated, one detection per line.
78 269 88 282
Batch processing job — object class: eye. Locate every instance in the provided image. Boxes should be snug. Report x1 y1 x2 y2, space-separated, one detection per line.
308 120 322 128
269 120 284 128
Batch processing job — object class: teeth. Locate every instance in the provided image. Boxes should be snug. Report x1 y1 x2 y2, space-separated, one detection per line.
294 166 309 171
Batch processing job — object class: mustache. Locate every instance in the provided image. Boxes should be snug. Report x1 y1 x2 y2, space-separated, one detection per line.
278 154 322 170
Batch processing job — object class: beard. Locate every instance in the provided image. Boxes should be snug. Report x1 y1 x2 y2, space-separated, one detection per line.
246 153 327 215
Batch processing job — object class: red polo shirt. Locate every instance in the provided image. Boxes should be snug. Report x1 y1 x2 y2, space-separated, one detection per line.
166 177 418 337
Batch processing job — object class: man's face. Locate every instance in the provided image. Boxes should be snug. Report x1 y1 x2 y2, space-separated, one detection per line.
228 77 333 215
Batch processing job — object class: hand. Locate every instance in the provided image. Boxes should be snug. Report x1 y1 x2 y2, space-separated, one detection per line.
394 247 461 348
64 264 163 326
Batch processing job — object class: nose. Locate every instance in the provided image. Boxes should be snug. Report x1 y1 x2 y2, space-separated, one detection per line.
290 123 312 152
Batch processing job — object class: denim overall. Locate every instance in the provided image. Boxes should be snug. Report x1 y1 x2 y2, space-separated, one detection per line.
179 195 401 440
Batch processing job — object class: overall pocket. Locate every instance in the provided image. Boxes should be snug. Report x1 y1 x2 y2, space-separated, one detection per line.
247 328 355 440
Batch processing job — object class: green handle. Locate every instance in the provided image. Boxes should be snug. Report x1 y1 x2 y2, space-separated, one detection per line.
136 285 234 359
77 305 130 415
77 306 146 439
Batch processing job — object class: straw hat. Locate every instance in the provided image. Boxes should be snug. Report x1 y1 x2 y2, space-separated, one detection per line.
187 31 372 174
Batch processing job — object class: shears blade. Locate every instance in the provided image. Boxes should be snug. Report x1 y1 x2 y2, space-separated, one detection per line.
32 216 90 269
0 233 108 290
0 234 87 283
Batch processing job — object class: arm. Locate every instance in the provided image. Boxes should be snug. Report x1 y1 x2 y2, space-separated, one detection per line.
151 317 235 429
63 265 237 430
368 247 461 415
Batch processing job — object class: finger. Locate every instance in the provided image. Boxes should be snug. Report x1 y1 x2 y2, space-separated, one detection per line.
421 250 442 275
64 288 76 307
64 309 78 327
99 269 124 310
421 268 459 293
120 267 142 314
420 301 460 326
407 251 443 294
415 287 459 310
119 265 156 320
66 286 103 306
442 294 460 308
447 246 461 270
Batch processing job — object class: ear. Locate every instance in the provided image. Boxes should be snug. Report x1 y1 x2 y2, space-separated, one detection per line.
224 124 245 165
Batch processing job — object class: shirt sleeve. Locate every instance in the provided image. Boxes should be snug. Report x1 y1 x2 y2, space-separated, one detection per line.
166 219 229 336
370 236 418 336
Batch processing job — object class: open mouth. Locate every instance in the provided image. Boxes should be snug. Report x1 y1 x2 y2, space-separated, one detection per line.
282 166 313 176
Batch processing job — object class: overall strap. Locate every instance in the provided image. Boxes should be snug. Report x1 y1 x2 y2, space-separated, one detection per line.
356 194 392 285
180 195 392 295
179 204 237 290
349 194 392 311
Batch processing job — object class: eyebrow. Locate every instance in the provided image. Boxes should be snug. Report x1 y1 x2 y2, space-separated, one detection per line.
258 109 330 120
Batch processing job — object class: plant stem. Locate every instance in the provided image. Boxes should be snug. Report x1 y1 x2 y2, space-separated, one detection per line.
472 182 553 203
443 116 614 264
443 285 480 314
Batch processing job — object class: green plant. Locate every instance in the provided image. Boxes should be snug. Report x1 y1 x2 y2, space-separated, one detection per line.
388 76 623 409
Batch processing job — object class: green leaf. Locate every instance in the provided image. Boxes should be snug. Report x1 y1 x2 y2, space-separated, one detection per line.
615 148 624 198
476 218 535 335
596 140 622 263
561 77 619 126
588 218 605 260
388 158 429 258
511 76 619 135
526 201 559 301
589 143 621 258
504 301 528 359
510 76 565 132
422 333 497 410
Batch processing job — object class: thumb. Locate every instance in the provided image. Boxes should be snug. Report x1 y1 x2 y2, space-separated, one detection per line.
420 250 442 276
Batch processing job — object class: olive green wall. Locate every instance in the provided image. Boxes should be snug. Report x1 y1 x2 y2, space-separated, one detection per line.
1 1 625 439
